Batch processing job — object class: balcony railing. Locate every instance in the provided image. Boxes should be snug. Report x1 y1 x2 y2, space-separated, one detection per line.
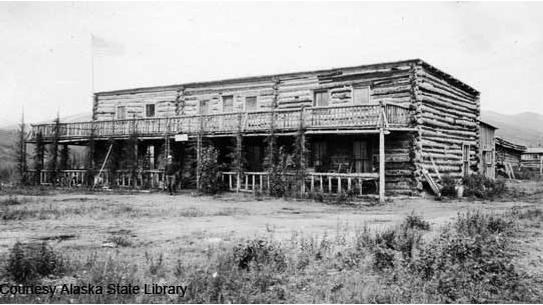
28 104 411 141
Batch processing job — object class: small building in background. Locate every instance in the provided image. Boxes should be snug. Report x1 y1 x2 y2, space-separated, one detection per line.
479 121 497 179
521 147 543 173
495 137 526 174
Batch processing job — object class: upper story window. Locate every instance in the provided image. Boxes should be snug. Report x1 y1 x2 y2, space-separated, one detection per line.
145 104 155 117
222 95 234 113
199 100 209 115
314 90 329 107
245 96 257 112
352 85 371 105
116 106 126 120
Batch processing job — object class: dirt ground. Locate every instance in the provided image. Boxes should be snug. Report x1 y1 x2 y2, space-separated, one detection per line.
1 181 542 261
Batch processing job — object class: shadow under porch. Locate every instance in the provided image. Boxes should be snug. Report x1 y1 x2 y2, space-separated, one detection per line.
216 131 417 197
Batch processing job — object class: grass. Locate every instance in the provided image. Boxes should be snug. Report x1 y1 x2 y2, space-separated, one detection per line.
1 183 543 303
0 200 140 221
1 207 542 303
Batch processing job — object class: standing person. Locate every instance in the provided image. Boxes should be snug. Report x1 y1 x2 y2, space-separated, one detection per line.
164 155 179 195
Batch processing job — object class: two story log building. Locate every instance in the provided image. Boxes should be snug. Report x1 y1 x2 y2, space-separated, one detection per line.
27 59 480 200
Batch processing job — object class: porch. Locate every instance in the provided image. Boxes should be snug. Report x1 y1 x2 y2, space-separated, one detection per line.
26 128 417 201
27 169 379 197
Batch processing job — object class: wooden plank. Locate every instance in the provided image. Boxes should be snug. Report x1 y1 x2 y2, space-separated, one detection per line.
429 155 441 181
93 143 113 188
422 168 441 197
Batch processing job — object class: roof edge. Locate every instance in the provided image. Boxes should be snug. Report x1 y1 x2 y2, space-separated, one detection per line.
95 58 479 96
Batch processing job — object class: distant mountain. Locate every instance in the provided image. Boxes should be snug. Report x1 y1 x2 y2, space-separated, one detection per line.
0 112 92 130
481 111 543 148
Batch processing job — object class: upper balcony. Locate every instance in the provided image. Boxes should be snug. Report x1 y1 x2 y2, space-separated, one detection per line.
27 104 412 142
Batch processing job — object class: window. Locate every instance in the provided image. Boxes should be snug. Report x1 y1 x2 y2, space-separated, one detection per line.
245 96 257 112
116 106 126 120
199 100 209 115
145 104 155 117
352 86 371 105
314 90 329 107
222 95 234 112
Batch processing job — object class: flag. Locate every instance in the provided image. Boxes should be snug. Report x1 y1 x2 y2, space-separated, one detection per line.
91 34 125 56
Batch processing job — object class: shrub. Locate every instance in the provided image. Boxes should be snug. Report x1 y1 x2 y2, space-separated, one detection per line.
393 210 537 303
440 175 458 197
372 245 396 270
232 239 287 272
368 214 430 270
307 190 324 202
514 167 543 180
463 174 506 199
5 241 67 283
333 190 356 205
199 145 225 195
402 212 431 231
145 252 164 276
454 210 515 237
105 235 133 247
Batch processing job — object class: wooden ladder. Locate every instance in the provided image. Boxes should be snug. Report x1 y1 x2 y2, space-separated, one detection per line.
422 168 442 198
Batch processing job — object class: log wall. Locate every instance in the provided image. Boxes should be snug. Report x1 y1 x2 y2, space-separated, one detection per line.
496 147 523 168
413 63 480 186
94 61 416 120
379 132 417 195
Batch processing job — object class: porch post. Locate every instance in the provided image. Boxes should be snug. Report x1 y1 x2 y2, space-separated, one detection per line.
299 107 306 195
379 127 385 203
378 101 389 202
196 132 202 191
235 112 243 193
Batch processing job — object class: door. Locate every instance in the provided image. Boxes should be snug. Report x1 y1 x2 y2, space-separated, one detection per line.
246 145 262 171
482 150 495 179
462 144 470 177
353 140 370 173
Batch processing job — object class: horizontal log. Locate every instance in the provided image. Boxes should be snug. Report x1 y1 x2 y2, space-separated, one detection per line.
420 91 477 113
418 81 476 106
416 67 477 100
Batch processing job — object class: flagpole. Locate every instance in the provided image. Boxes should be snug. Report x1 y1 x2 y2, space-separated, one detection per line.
91 34 95 96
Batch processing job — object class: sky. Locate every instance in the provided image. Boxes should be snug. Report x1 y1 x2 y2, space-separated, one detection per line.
1 1 543 126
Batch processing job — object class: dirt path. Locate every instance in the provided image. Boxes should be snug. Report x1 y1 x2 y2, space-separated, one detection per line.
1 190 539 259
